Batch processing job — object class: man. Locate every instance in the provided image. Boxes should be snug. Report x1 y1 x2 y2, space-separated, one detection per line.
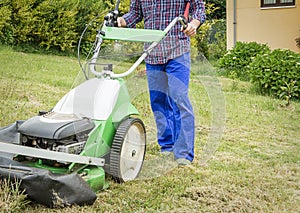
117 0 206 166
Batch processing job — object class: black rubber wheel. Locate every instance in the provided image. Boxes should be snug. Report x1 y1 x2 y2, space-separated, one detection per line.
109 118 146 182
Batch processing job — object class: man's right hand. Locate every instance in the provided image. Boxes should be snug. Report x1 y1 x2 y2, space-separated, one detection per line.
117 17 127 27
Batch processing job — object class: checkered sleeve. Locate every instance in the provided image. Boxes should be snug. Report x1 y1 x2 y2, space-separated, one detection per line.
122 0 143 28
191 0 206 25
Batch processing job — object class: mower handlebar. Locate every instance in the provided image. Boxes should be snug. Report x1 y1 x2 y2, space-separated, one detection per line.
90 16 190 78
180 1 190 31
110 17 181 78
104 10 119 27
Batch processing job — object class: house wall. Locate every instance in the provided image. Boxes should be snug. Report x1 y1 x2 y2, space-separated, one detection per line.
227 0 300 52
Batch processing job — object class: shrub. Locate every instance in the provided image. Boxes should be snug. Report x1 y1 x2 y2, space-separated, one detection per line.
76 0 108 56
192 17 210 60
296 28 300 49
0 1 14 45
218 41 271 81
192 2 226 60
32 0 79 51
208 19 226 60
0 0 110 53
249 49 300 103
296 37 300 49
10 0 36 44
193 19 226 61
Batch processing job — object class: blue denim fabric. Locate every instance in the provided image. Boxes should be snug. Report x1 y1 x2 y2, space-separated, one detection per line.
146 52 195 162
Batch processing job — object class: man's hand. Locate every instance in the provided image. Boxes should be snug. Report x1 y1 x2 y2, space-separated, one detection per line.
183 19 201 37
117 17 127 27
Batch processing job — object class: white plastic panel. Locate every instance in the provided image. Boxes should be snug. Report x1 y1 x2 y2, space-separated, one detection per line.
53 78 120 120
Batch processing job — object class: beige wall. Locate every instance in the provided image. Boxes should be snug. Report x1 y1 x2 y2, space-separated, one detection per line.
227 0 300 52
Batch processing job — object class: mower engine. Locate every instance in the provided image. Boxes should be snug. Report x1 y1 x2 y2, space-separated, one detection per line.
17 111 95 165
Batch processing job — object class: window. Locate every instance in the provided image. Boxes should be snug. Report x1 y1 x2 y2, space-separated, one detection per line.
261 0 295 7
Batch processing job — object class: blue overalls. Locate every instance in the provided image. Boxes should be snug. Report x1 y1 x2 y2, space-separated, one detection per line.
146 52 195 162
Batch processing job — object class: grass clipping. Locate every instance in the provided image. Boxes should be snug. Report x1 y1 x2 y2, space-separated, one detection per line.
0 179 30 212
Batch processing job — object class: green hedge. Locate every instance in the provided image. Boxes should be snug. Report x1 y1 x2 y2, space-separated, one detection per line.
0 0 110 53
218 41 271 81
218 41 300 102
249 49 300 102
296 37 300 49
0 3 13 44
0 0 223 59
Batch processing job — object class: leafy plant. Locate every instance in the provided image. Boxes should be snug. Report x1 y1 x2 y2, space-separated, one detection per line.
296 37 300 49
10 0 36 44
32 0 79 51
192 2 226 60
218 41 271 81
0 0 111 53
249 49 300 103
208 19 226 60
206 0 226 19
296 28 300 49
0 0 14 45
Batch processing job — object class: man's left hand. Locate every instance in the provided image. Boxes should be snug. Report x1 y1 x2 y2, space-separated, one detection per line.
183 19 201 37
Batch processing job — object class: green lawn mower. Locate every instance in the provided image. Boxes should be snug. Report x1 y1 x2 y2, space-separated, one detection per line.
0 1 189 207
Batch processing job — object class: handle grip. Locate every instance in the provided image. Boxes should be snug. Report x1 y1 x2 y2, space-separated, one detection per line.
184 2 190 19
180 2 190 31
179 15 188 30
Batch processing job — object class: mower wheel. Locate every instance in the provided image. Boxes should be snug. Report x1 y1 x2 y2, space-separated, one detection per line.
109 117 146 182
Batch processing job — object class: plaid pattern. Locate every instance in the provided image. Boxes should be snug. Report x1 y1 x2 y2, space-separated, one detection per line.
123 0 206 64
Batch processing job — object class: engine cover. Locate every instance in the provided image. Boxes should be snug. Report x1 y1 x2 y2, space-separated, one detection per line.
18 112 95 140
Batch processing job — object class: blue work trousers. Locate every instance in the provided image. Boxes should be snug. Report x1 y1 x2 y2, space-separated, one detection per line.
146 52 195 162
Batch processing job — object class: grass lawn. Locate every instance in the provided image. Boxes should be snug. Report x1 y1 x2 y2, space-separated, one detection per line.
0 46 299 212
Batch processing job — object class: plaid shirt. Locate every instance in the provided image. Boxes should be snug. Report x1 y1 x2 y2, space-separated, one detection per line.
123 0 206 64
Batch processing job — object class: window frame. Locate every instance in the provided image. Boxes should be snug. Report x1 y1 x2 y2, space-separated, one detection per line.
261 0 295 8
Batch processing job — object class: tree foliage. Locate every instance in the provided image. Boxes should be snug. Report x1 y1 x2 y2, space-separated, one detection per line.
0 0 110 52
206 0 226 19
0 0 226 59
193 1 226 60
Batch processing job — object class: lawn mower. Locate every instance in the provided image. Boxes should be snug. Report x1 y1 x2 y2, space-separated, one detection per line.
0 1 189 207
